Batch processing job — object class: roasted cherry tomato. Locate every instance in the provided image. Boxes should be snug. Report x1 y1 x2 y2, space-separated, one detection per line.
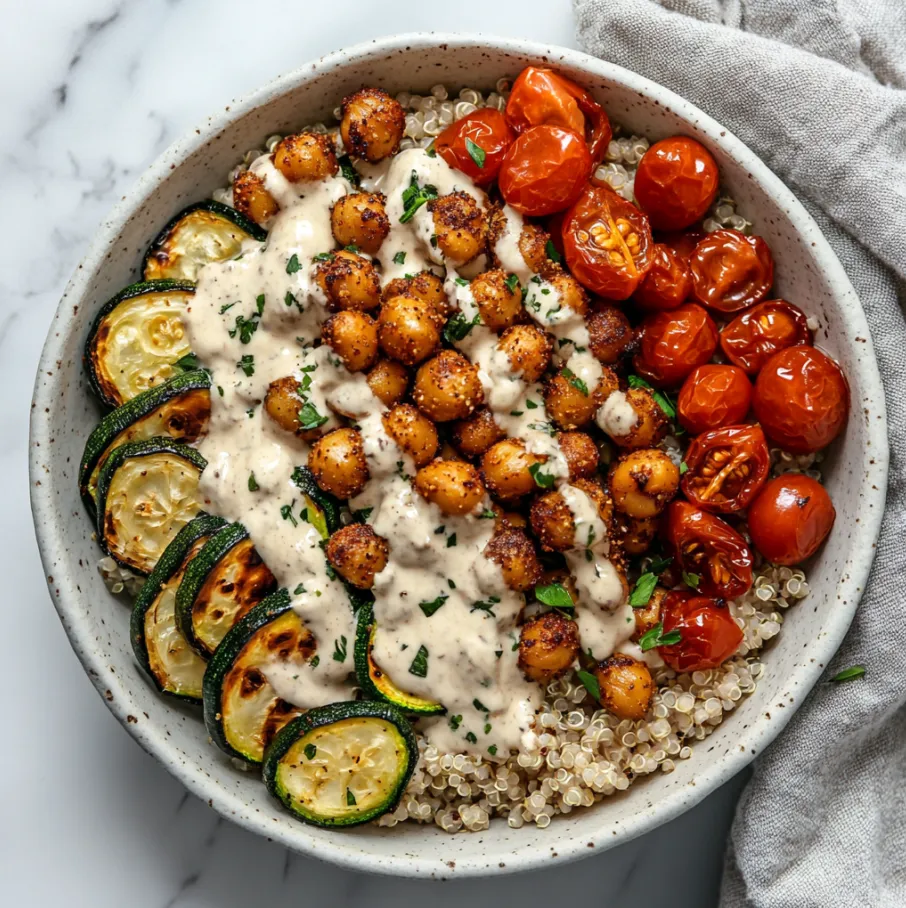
498 125 592 216
664 500 753 599
747 474 836 565
658 229 704 262
720 299 812 375
659 592 744 673
677 364 752 434
690 230 774 314
435 108 514 186
681 424 769 514
562 182 654 299
505 66 613 162
633 243 692 311
752 346 849 454
633 303 719 388
634 137 720 231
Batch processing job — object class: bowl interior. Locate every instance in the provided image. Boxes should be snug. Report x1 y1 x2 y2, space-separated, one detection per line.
30 35 887 877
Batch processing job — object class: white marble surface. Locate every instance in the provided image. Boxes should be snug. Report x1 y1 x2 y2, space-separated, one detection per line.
5 1 747 904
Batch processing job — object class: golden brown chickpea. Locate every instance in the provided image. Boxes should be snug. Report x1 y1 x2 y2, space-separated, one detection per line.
603 388 668 449
631 586 666 642
382 271 449 317
518 612 580 683
326 524 389 589
495 508 529 531
377 295 441 366
314 250 381 312
557 431 600 480
544 366 619 430
529 478 613 552
330 192 390 254
273 132 338 183
429 191 488 267
264 376 334 442
481 438 547 502
498 324 553 382
308 428 369 499
232 170 278 224
340 88 405 162
489 210 560 280
450 407 505 458
484 527 543 592
547 273 589 318
608 448 680 518
382 403 438 467
366 359 409 407
470 269 523 332
412 350 484 422
414 459 486 516
321 311 379 373
620 515 660 556
587 305 633 364
593 654 654 720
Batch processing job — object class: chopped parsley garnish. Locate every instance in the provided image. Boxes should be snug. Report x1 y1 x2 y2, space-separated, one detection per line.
479 509 496 519
504 273 520 293
409 645 429 678
419 595 448 617
229 314 260 344
629 572 658 607
354 507 373 523
454 276 469 286
682 571 701 591
576 669 601 701
680 461 689 475
216 385 224 397
332 636 348 662
281 504 298 527
293 583 306 595
286 253 302 274
298 401 328 431
528 462 555 489
447 579 456 590
534 582 574 609
425 143 437 157
393 251 406 265
525 398 539 409
303 744 317 760
473 698 489 713
561 366 589 396
219 302 237 314
465 137 486 168
284 290 300 309
338 154 360 186
255 293 265 316
173 352 201 372
399 171 439 223
627 374 677 420
488 745 498 756
449 714 462 730
465 732 478 744
830 665 866 683
510 410 523 417
346 789 357 806
395 461 410 481
310 655 320 667
344 244 360 254
237 354 255 377
545 238 562 264
312 251 334 262
648 555 674 574
247 472 259 492
435 525 445 535
471 596 500 617
638 622 682 652
446 534 457 548
443 311 480 343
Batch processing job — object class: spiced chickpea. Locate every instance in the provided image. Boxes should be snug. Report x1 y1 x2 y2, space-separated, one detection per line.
273 132 338 183
601 388 668 449
470 269 523 331
326 524 388 590
547 273 589 318
498 324 553 382
481 438 547 501
414 459 486 516
587 305 633 364
544 366 619 430
321 311 379 372
366 359 409 407
489 211 559 279
232 170 278 225
484 527 544 592
429 191 488 267
593 655 654 720
264 376 336 442
450 408 505 458
557 431 600 480
314 250 382 312
377 295 441 366
308 428 369 499
412 350 484 422
340 88 406 162
382 404 439 467
529 478 613 552
330 192 390 254
382 271 449 317
609 448 680 518
518 612 580 683
620 515 660 556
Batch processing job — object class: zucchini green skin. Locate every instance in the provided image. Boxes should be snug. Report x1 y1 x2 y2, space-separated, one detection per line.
142 200 267 281
79 369 211 519
292 466 341 537
130 514 227 700
85 279 196 408
94 437 207 571
262 700 417 828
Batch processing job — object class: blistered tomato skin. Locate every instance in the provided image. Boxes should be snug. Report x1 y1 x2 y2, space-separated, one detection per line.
677 364 752 434
753 346 849 453
664 500 754 599
562 182 654 299
633 243 693 311
659 592 744 673
634 138 720 231
435 108 514 186
720 299 812 375
498 125 592 217
505 66 613 162
633 303 719 388
690 230 775 314
681 424 770 513
658 229 705 263
747 474 836 565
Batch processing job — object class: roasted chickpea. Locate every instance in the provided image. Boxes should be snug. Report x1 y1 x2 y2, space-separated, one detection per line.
608 448 680 518
489 211 559 279
314 250 381 312
547 273 589 318
232 170 278 224
382 270 449 316
481 438 547 501
484 527 543 592
631 586 666 642
382 403 438 467
264 376 335 441
308 427 369 499
544 366 619 430
273 132 338 183
429 191 488 267
412 350 484 422
414 458 486 516
557 431 600 480
330 192 390 254
495 509 529 531
321 311 379 372
598 388 668 449
518 612 580 683
529 478 613 552
450 407 505 458
498 324 553 382
340 88 405 162
620 515 660 556
377 295 441 366
593 655 654 720
587 305 633 364
366 359 409 407
326 524 389 589
470 269 523 331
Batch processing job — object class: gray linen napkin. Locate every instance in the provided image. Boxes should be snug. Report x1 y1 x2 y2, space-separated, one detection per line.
573 2 906 905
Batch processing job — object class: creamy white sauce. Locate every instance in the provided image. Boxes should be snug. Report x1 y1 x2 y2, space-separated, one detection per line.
596 389 639 438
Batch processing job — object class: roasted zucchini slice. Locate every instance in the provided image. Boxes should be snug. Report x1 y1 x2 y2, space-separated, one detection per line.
96 438 206 575
354 603 445 716
85 280 195 408
143 200 267 282
175 522 277 657
263 701 417 827
130 514 226 700
203 589 315 764
79 369 211 517
291 465 341 538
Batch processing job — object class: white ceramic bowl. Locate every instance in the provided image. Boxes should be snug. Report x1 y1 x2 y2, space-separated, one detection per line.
30 33 887 878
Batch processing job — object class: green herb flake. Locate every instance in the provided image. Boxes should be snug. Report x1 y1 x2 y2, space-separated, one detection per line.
627 374 677 419
285 290 299 309
576 669 601 701
255 293 265 316
479 509 496 519
310 655 320 667
446 534 457 548
443 311 481 344
471 596 500 617
393 251 406 265
229 314 260 344
409 644 429 678
286 253 302 274
465 137 486 169
425 143 437 158
545 239 562 264
419 595 448 618
332 635 348 662
682 571 701 591
354 507 374 523
338 155 360 186
525 398 539 410
399 171 439 224
447 579 456 590
303 743 317 760
648 555 673 574
528 462 555 489
561 366 589 396
281 504 298 527
237 354 255 377
298 401 328 431
454 276 469 287
346 789 357 806
680 461 689 475
344 244 360 254
504 273 520 294
465 732 478 744
174 352 200 372
534 582 574 609
473 698 489 713
629 572 658 607
488 745 498 756
638 622 682 652
449 714 463 730
219 302 237 314
830 665 866 684
293 583 306 595
247 472 260 492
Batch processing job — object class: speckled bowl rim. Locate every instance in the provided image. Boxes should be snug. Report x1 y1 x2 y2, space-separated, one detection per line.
30 32 888 877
